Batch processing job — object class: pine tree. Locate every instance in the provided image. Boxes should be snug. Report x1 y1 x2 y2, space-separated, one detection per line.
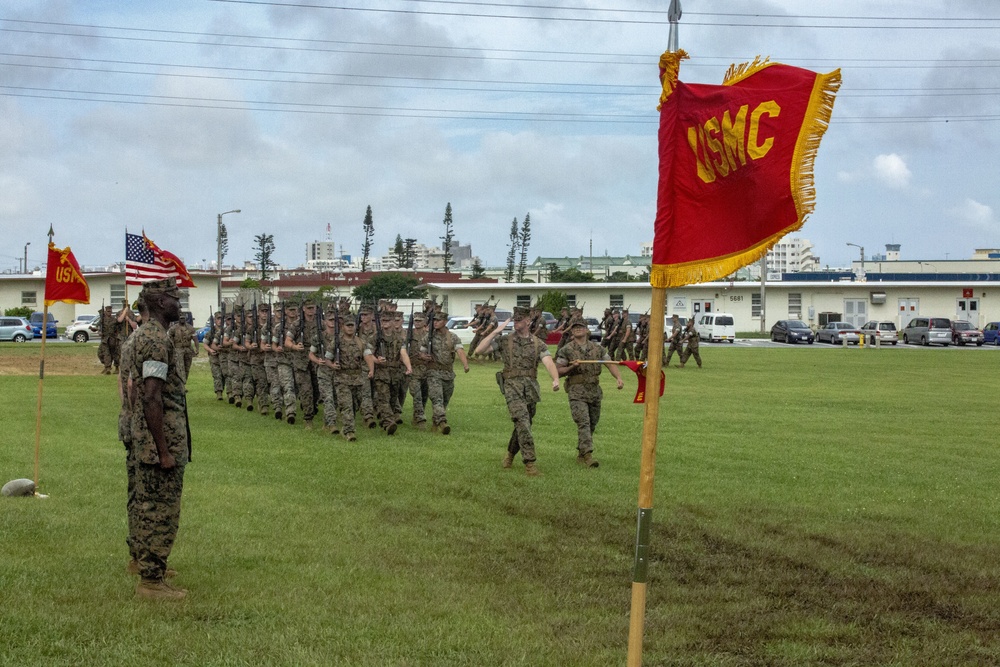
393 234 405 268
441 202 455 273
470 258 486 278
516 213 531 282
504 217 519 283
361 205 374 272
253 233 276 281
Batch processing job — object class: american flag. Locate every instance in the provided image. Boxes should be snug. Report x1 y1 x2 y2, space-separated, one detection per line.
125 232 195 287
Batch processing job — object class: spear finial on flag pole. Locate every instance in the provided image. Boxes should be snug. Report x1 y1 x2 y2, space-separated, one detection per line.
667 0 681 51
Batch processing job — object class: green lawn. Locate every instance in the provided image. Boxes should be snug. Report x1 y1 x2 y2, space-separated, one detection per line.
1 344 998 666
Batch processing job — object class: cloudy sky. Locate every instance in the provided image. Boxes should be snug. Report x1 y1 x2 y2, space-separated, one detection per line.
2 0 998 274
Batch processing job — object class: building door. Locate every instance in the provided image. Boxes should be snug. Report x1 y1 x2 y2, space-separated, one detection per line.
843 299 867 328
691 300 713 317
956 298 980 326
898 298 919 328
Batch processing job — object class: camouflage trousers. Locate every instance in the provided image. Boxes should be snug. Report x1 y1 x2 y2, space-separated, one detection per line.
275 362 297 419
617 341 635 361
409 374 429 424
568 388 602 455
264 359 281 411
664 341 682 366
680 344 702 367
125 442 139 562
208 354 224 393
374 375 396 429
316 366 339 429
134 462 185 581
426 371 455 426
228 356 244 401
504 379 541 464
293 364 316 422
244 361 270 412
334 380 368 436
99 336 120 370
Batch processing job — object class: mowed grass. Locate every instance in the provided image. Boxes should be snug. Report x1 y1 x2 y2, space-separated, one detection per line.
1 343 999 666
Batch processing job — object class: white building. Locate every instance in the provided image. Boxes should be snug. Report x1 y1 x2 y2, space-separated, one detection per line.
765 237 818 274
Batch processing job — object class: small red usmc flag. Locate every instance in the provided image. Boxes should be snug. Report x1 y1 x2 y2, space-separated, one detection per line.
45 243 90 306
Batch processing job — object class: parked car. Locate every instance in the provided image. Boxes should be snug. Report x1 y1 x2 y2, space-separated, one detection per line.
197 324 212 343
901 317 951 346
950 320 984 346
816 321 861 345
0 316 34 342
984 322 1000 346
859 320 898 345
66 316 99 343
585 317 602 341
695 312 735 343
30 311 58 339
446 316 476 345
770 320 814 344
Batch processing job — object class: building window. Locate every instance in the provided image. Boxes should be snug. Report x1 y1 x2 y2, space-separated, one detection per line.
751 293 761 317
788 292 802 318
179 288 191 311
111 283 126 306
610 294 624 308
21 291 37 306
566 294 576 308
516 294 531 308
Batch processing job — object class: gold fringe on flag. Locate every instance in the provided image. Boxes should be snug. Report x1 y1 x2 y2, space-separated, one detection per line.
657 49 689 109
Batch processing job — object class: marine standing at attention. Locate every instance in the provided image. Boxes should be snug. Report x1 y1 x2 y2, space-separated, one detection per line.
127 278 190 600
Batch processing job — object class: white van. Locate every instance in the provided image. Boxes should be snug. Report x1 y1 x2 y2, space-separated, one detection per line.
695 313 735 343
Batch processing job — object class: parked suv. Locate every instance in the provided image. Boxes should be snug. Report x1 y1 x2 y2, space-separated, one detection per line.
901 317 951 346
1 316 34 342
984 322 1000 346
950 320 984 346
859 320 898 345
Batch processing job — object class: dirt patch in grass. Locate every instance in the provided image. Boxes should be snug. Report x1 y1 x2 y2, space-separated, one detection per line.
0 346 106 376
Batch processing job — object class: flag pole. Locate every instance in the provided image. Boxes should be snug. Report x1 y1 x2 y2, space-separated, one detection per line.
33 225 56 494
627 2 680 664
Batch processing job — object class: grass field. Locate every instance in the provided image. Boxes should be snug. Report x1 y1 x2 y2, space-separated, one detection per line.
1 343 998 666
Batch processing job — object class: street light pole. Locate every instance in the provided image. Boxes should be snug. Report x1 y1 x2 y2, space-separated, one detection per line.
23 242 30 274
217 209 241 308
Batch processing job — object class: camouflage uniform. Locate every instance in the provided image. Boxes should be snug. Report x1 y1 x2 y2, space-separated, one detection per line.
618 312 635 361
499 331 552 465
169 318 198 382
119 328 140 564
680 321 702 368
224 314 244 406
665 319 684 366
274 310 299 423
374 326 406 431
260 311 282 416
310 320 340 433
286 312 317 426
128 317 189 584
555 337 610 457
245 309 270 414
406 319 430 427
205 314 225 397
334 331 373 439
424 320 465 430
97 308 117 372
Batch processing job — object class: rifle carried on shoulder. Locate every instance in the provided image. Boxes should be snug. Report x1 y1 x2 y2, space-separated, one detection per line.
406 304 415 347
373 300 386 358
208 306 216 348
315 303 325 359
266 298 273 349
332 308 341 364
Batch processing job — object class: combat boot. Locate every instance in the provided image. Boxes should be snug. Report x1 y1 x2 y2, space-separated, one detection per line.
344 432 357 442
413 420 427 431
229 396 236 404
501 453 513 469
274 410 282 420
578 452 600 468
247 403 254 412
136 579 187 600
287 415 296 425
385 423 397 435
215 391 223 401
524 462 541 477
440 422 451 435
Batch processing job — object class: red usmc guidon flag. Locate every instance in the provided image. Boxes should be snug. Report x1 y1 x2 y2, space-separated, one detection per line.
45 243 90 306
651 51 840 288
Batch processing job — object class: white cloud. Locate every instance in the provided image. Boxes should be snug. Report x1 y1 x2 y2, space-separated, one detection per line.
947 198 996 233
873 154 912 190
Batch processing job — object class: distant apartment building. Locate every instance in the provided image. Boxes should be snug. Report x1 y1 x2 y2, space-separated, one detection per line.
765 237 818 273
